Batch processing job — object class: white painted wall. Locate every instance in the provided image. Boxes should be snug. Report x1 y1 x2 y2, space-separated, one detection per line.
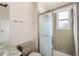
32 3 38 52
7 2 38 52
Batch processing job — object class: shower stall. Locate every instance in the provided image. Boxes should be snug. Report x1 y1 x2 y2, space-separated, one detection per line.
38 3 76 56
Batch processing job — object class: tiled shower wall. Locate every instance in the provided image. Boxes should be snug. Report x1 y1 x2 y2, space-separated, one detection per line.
53 4 77 55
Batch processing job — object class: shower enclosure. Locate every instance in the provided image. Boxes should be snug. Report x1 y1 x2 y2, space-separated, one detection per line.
38 3 76 56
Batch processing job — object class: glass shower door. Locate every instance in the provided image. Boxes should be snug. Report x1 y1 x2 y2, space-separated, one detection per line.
39 12 53 56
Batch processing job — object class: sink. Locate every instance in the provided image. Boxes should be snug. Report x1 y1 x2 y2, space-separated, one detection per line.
0 49 8 56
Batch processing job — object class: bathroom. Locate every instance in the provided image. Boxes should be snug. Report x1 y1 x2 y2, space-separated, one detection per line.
0 2 79 56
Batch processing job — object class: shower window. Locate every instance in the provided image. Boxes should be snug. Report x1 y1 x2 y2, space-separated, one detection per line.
57 10 71 29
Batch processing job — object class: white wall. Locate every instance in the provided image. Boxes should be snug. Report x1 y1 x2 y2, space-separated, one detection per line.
7 2 38 51
32 3 38 52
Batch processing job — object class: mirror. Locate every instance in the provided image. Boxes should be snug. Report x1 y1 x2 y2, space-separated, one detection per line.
0 4 10 43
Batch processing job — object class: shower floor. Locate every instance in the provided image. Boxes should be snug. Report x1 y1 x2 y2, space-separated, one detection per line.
53 50 71 56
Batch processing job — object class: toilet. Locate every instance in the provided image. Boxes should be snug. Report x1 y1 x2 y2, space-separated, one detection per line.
18 41 41 56
29 52 41 56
